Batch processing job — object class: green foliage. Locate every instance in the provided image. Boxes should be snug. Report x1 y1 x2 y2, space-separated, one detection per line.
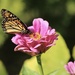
20 57 42 75
72 46 75 60
0 0 24 14
20 33 70 75
0 26 7 45
20 65 39 75
47 70 59 75
66 1 75 15
0 61 8 75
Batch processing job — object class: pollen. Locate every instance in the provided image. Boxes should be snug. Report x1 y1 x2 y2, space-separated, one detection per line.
30 32 41 40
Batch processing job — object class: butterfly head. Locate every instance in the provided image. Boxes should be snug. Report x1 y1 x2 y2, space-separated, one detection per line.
21 29 31 34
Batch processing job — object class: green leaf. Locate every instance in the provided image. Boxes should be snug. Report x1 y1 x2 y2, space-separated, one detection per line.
19 57 41 75
72 46 75 60
47 69 59 75
20 65 39 75
47 68 69 75
0 60 8 75
66 1 75 15
0 0 24 14
20 33 70 75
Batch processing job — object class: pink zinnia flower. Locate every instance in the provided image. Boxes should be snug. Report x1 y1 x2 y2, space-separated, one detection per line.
11 18 58 56
65 61 75 75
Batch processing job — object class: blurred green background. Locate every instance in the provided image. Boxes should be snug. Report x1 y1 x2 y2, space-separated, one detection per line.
0 0 75 75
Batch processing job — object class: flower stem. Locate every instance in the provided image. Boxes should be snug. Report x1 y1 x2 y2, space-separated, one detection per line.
36 54 44 75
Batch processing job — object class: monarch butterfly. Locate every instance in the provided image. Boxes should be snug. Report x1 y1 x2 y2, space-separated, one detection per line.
1 9 30 34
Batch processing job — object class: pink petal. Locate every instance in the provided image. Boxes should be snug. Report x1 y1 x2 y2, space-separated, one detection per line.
28 26 34 33
17 39 24 45
68 62 75 74
47 29 55 35
33 18 42 33
11 34 21 44
40 20 49 36
65 62 75 74
34 44 41 48
65 65 71 73
14 45 28 51
14 45 38 56
30 47 38 52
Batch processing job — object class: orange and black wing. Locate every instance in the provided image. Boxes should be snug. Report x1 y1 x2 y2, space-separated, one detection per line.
1 9 29 34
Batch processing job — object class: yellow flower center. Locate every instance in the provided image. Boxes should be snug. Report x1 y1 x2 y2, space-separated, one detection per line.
30 33 41 40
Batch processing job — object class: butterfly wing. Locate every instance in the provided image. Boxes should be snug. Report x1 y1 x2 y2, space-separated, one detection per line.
1 9 30 34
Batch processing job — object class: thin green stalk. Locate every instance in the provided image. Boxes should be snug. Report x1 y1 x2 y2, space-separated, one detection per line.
36 54 44 75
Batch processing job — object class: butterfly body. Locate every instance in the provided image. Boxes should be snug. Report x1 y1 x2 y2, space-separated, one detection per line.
1 9 30 34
